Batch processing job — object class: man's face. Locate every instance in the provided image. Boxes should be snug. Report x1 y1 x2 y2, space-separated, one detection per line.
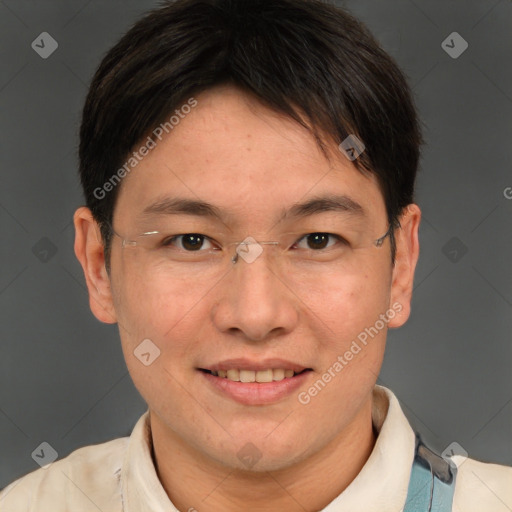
85 85 415 471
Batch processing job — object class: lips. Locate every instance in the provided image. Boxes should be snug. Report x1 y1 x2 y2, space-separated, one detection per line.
199 368 312 405
199 358 310 373
197 358 313 404
200 368 309 382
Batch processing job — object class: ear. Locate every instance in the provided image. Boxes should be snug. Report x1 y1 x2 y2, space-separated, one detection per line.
388 204 421 328
73 207 117 324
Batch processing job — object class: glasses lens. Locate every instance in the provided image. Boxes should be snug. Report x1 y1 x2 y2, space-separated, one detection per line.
112 220 391 284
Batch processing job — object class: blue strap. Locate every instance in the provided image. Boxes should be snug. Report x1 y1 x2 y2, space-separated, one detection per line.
403 435 457 512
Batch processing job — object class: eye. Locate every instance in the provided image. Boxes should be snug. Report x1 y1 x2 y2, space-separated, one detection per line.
162 234 216 251
294 233 346 250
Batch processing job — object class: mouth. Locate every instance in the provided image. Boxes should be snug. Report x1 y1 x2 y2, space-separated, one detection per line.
197 363 313 405
198 368 312 383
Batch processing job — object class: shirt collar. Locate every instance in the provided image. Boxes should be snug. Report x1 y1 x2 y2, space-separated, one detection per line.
121 385 415 512
320 385 416 511
121 407 178 511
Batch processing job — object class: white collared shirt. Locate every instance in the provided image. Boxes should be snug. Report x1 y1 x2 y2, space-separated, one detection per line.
1 386 510 511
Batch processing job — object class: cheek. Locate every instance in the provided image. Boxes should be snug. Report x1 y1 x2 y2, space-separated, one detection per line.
307 260 392 373
111 257 204 336
109 262 197 385
111 269 203 408
301 274 389 416
310 267 390 329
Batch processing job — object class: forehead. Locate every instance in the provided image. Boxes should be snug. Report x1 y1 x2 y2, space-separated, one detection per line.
114 85 386 228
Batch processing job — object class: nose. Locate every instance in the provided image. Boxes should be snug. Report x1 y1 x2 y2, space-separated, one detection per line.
211 246 299 342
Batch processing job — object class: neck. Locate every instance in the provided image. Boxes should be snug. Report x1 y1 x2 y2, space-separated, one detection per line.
151 398 376 512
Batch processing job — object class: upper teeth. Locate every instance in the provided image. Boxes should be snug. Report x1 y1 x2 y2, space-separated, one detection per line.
211 369 296 382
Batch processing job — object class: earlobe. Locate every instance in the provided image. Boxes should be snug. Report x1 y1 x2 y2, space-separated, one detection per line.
387 204 421 329
73 207 117 324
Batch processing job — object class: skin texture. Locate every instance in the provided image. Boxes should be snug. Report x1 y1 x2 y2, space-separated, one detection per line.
74 84 420 511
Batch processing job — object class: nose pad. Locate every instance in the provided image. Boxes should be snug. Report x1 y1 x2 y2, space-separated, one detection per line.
230 238 279 266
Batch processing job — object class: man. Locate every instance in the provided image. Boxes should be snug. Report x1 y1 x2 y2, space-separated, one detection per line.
1 0 510 510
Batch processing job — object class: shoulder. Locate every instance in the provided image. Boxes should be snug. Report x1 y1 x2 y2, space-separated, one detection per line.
0 436 129 511
453 455 512 512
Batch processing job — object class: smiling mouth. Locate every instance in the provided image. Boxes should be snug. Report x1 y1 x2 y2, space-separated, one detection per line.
199 368 312 383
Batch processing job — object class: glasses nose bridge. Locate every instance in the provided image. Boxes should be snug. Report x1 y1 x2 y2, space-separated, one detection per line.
229 237 282 266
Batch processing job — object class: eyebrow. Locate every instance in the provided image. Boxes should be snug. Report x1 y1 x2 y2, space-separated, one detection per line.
140 194 366 223
281 194 365 222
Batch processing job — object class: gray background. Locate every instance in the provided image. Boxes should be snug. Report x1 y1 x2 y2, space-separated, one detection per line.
1 0 511 490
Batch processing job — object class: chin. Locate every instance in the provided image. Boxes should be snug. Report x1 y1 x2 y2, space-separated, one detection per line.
208 434 312 474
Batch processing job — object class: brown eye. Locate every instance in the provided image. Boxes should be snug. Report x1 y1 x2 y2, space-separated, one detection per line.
296 233 340 251
164 234 214 251
306 233 330 250
181 234 205 251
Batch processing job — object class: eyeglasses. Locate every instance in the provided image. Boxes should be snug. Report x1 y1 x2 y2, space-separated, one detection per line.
106 219 395 283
